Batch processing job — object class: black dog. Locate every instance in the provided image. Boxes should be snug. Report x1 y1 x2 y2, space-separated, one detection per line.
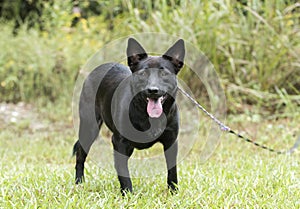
73 38 185 194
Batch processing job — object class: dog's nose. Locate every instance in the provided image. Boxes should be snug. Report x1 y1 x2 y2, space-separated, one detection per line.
147 87 159 95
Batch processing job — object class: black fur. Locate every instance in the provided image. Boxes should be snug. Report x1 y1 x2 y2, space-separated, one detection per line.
73 38 185 194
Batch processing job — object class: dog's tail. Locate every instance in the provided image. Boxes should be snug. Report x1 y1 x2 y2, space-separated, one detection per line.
72 140 80 157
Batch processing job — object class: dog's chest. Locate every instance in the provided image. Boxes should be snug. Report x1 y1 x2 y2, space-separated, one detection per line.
131 116 164 136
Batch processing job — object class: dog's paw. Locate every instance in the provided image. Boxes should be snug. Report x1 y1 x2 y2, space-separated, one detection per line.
168 184 179 195
75 176 84 184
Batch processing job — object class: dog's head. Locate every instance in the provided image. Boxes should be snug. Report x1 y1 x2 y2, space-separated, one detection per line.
127 38 185 118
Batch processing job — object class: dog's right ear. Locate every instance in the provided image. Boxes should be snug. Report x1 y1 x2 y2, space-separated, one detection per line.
127 38 148 71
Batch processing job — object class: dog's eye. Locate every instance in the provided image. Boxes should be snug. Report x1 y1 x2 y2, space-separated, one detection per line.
139 70 147 76
160 70 170 77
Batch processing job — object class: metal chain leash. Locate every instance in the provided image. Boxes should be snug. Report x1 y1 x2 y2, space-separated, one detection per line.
178 86 300 154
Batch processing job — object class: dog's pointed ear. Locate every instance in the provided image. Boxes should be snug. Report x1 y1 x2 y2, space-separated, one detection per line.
127 38 148 71
163 39 185 74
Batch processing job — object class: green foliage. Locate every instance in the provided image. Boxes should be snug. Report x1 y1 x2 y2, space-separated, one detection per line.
0 21 108 103
121 0 300 112
0 0 299 114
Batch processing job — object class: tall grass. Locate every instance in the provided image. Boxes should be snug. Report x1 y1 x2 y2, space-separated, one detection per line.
0 0 299 114
123 0 300 113
0 22 105 104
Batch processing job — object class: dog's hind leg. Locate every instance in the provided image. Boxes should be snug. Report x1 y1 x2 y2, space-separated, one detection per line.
73 140 88 184
73 106 103 184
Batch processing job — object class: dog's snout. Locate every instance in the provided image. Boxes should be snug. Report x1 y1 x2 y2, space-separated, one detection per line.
147 87 159 95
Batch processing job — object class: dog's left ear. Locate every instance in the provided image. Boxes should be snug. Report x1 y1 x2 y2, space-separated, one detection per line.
127 38 148 72
163 39 185 74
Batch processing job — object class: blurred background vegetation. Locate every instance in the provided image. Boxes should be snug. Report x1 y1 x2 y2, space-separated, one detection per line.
0 0 299 116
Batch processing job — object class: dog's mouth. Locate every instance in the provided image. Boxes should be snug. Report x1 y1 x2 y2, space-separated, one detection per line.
146 95 166 118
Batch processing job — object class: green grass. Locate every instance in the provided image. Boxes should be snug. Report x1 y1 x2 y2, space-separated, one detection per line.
0 0 299 113
0 104 299 208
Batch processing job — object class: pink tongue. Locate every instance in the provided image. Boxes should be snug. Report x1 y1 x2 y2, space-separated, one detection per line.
147 97 163 118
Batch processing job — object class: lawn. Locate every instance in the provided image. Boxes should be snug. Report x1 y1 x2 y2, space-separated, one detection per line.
0 102 299 208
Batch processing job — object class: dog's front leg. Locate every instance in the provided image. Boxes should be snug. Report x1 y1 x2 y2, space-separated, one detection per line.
163 140 178 192
112 135 134 195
